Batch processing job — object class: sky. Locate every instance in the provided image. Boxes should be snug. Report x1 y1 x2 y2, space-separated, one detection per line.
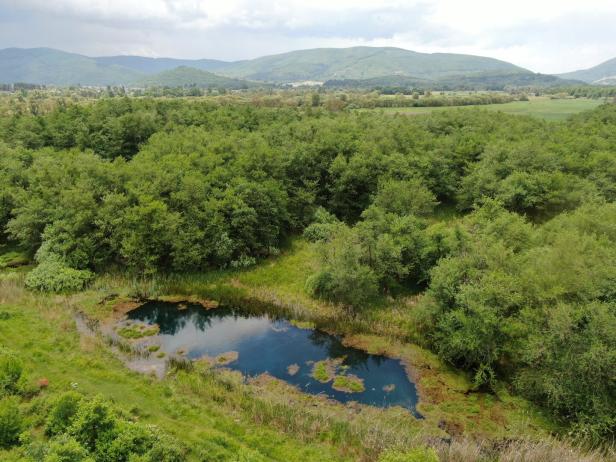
1 0 615 74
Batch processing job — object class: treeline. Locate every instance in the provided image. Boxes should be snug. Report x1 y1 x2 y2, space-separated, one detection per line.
0 99 615 439
344 92 515 109
545 86 616 98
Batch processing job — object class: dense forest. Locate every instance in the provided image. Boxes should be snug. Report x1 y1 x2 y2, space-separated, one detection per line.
1 97 615 455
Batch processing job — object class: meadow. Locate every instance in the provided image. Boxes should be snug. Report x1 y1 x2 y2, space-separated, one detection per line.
365 96 604 120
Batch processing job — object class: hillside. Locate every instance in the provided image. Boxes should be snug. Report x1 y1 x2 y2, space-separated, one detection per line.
324 71 579 91
0 46 594 88
0 47 142 86
137 66 258 89
557 57 616 84
0 46 530 86
218 46 528 82
95 55 229 74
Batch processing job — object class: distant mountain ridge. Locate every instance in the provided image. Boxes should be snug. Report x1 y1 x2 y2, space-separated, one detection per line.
557 57 616 84
216 46 528 82
0 46 594 88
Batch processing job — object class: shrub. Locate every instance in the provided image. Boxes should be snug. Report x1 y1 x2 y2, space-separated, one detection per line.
46 392 83 436
95 421 153 461
144 427 185 462
0 396 22 449
43 435 93 462
68 396 116 452
0 348 23 396
378 446 439 462
25 258 93 293
229 255 256 269
303 207 340 242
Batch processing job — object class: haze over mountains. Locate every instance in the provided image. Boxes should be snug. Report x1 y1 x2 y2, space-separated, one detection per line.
0 46 613 89
557 57 616 85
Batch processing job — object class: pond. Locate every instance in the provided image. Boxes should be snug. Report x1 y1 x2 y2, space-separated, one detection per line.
124 301 420 415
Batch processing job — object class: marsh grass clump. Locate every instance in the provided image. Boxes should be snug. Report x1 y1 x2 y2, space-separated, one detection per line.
311 360 334 383
332 374 365 393
167 355 194 373
116 323 159 339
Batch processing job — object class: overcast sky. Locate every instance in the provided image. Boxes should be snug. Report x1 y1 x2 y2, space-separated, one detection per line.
1 0 615 73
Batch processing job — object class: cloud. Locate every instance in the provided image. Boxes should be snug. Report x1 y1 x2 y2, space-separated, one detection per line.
0 0 615 73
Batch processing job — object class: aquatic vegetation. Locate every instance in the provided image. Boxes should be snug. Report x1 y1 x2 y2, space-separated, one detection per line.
332 374 365 393
116 323 159 339
290 320 316 330
311 359 341 383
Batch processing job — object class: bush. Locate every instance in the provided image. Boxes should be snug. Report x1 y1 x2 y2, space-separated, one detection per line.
303 207 340 242
46 392 83 436
68 396 116 452
378 447 439 462
0 396 22 448
0 348 23 396
43 435 93 462
25 258 93 293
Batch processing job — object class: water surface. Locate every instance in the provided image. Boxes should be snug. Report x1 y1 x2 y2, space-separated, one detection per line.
127 301 420 414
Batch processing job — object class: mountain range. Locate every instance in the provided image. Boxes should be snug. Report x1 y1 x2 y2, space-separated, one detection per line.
0 46 613 89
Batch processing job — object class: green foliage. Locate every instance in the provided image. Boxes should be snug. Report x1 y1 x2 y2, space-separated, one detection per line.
303 207 340 242
0 397 22 448
25 258 93 293
378 446 439 462
306 226 378 308
372 178 438 217
422 202 616 437
0 348 23 396
43 435 93 462
45 392 83 436
68 396 116 452
2 97 616 441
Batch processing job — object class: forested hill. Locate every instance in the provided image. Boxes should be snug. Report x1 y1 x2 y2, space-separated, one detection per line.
2 46 533 86
558 57 616 84
214 47 527 81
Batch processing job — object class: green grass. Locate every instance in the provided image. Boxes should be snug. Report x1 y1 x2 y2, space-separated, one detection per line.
0 243 29 269
311 360 334 383
0 277 352 461
116 323 160 339
332 375 365 393
366 97 604 121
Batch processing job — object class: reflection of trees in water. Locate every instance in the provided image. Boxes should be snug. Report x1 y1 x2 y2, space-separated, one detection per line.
128 302 229 335
128 302 385 371
306 330 383 369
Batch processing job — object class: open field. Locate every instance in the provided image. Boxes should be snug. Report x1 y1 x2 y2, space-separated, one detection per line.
364 97 605 121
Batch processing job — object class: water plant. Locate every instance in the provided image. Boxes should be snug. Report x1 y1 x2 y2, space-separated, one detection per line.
332 374 365 393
